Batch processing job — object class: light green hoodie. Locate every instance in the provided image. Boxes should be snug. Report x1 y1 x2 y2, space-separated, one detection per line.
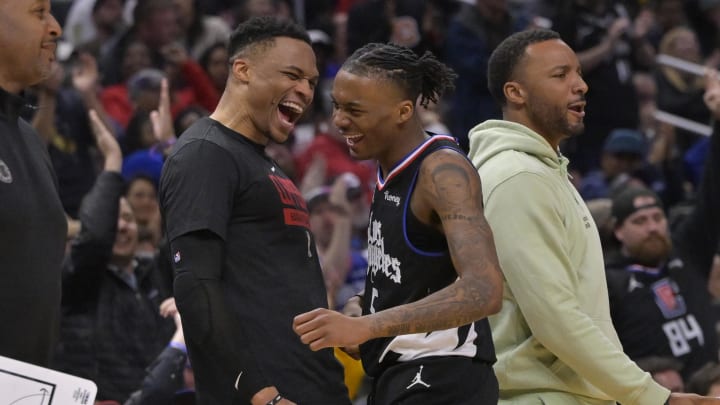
468 120 669 405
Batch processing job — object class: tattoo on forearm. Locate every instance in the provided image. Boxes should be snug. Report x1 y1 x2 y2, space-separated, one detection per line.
440 213 476 221
371 273 497 337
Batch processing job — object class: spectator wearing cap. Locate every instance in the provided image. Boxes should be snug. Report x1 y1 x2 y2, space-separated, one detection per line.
605 186 719 379
580 128 662 200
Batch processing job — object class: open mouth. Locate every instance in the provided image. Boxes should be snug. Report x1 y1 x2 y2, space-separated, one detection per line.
568 102 586 116
278 101 303 126
344 133 364 146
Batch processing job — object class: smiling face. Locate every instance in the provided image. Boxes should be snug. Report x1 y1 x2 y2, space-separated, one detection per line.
331 69 413 168
508 39 588 147
0 0 62 93
126 177 159 226
235 37 319 145
113 198 139 263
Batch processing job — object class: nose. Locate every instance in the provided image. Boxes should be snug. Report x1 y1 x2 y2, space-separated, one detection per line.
296 78 314 104
645 216 665 234
574 74 588 95
48 12 62 39
332 109 349 131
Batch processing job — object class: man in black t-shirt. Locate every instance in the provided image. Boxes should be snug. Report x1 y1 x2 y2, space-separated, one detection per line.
0 1 67 367
159 17 349 405
293 43 503 404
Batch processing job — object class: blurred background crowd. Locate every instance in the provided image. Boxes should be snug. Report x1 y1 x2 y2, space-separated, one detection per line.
30 0 720 403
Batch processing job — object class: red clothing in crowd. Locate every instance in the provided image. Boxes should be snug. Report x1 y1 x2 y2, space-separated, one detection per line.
100 60 219 129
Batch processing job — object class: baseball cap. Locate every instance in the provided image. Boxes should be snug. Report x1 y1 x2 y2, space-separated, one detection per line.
611 187 664 227
603 128 646 156
127 68 164 100
304 186 332 213
304 173 363 213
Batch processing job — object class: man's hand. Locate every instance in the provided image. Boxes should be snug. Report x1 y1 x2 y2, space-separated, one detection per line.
250 386 296 405
293 308 372 351
338 295 362 359
669 393 720 404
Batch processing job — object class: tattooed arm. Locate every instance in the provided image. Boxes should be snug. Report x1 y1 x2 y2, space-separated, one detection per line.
293 149 502 350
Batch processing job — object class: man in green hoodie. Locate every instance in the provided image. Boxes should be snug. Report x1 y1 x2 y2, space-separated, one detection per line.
468 29 718 405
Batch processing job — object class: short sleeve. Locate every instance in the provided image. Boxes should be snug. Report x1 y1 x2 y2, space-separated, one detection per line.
160 139 238 241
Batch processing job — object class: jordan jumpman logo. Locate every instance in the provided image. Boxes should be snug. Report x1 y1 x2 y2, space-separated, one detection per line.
406 365 431 389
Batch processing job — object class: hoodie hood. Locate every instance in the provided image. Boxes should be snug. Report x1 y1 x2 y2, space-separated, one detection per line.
468 120 568 175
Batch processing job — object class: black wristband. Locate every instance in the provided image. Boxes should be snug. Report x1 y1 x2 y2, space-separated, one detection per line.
266 394 283 405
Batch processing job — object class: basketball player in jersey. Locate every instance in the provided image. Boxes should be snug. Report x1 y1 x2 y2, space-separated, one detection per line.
294 43 503 404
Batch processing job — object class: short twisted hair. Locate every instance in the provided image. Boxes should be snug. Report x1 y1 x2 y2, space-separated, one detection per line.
342 42 457 108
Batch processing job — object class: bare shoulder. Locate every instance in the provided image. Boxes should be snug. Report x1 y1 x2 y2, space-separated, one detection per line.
412 148 484 228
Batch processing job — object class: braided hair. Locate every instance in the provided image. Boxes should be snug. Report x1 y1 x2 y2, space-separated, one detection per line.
341 43 457 108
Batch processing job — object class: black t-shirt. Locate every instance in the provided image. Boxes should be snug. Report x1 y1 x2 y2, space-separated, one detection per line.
360 135 496 377
0 87 67 366
160 118 348 404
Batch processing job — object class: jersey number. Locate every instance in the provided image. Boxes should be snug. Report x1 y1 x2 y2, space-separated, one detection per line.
662 314 704 356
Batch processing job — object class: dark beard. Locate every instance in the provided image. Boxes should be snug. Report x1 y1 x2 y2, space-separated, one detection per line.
527 97 584 140
628 233 672 267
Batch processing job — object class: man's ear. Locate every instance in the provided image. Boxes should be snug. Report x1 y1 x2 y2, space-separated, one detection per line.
504 81 525 105
613 222 625 244
397 100 414 124
231 58 250 83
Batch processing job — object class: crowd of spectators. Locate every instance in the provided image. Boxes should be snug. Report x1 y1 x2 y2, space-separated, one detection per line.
24 0 720 402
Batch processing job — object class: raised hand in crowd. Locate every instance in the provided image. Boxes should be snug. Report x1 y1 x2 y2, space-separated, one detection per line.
150 78 176 148
88 109 122 172
704 69 720 119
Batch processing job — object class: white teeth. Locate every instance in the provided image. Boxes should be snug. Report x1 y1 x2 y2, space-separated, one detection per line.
280 101 303 114
344 134 362 141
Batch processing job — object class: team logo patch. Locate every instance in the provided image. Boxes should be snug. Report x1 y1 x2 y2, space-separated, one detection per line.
652 278 686 319
406 365 431 389
0 159 12 183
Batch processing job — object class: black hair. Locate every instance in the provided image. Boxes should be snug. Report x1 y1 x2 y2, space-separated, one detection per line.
341 42 457 108
227 16 310 60
123 110 152 156
635 356 683 374
687 362 720 396
487 29 561 106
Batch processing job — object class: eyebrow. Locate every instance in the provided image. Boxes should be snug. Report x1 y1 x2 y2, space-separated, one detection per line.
285 65 319 82
330 96 364 109
550 64 582 75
